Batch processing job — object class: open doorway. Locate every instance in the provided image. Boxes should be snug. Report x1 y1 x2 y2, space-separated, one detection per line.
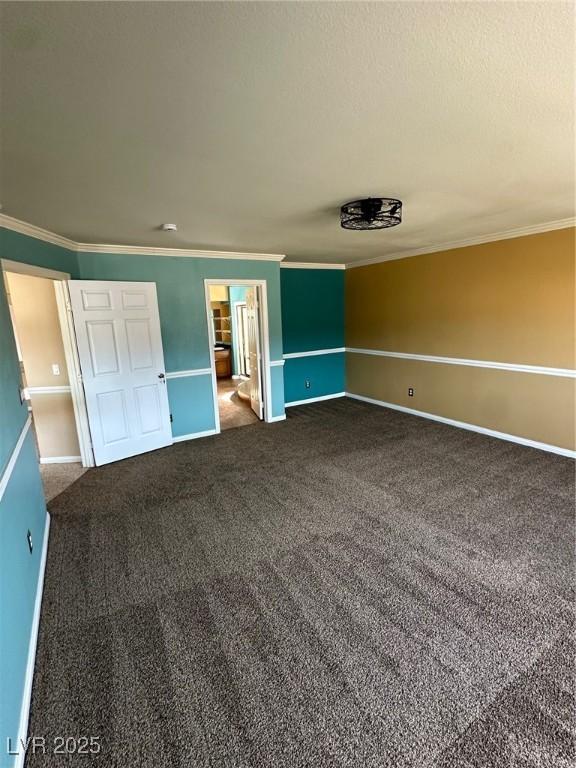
1 260 94 501
206 280 270 432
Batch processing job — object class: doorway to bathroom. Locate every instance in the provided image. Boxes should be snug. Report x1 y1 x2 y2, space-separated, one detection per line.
205 280 271 432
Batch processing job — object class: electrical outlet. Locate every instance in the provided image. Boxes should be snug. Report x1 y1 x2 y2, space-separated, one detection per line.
170 414 173 423
27 529 33 554
51 363 60 376
408 387 414 397
305 379 311 389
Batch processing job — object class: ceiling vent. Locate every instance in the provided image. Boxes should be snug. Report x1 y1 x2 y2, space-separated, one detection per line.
340 197 402 230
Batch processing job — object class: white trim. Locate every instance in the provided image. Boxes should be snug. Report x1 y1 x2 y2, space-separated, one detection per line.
0 416 32 503
76 244 284 261
54 282 95 467
172 429 218 443
0 215 285 261
0 215 77 251
204 279 276 429
346 393 576 459
1 258 69 281
270 359 285 367
165 368 212 379
39 455 82 464
286 392 346 407
258 282 274 424
204 282 222 434
346 347 576 379
3 213 574 269
284 347 346 359
346 218 576 268
281 262 346 270
14 513 50 768
204 278 270 286
26 385 72 395
268 414 287 422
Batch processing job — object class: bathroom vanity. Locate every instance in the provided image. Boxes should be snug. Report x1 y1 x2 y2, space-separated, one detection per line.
214 346 231 378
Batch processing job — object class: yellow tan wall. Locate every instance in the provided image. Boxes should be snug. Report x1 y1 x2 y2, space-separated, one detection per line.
5 271 80 460
346 227 575 451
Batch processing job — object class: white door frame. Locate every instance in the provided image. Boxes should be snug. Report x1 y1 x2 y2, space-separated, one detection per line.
204 279 272 432
1 259 95 467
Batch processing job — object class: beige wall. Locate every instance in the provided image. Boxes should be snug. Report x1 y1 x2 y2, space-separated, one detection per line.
209 285 229 302
346 228 575 451
30 392 81 458
5 271 80 459
5 272 70 386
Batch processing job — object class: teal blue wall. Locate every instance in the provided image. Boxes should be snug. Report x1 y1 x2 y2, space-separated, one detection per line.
283 353 345 404
0 228 62 766
0 430 48 766
167 376 216 437
0 227 79 278
281 268 345 403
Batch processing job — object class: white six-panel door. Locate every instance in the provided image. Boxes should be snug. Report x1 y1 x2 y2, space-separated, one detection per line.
68 281 172 466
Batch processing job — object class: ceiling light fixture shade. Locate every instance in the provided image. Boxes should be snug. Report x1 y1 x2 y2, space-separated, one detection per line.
340 197 402 230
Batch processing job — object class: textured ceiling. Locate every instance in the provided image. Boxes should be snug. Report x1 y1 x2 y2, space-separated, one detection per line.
0 2 574 263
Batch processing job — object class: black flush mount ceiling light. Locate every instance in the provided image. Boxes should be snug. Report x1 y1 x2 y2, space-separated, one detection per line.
340 197 402 230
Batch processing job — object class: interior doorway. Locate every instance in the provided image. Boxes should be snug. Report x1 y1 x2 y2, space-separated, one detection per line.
1 260 94 501
205 280 271 432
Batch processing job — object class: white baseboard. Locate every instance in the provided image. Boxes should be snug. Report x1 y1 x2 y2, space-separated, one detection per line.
346 392 576 458
39 456 82 465
285 392 346 408
172 429 218 443
14 512 50 768
267 414 287 422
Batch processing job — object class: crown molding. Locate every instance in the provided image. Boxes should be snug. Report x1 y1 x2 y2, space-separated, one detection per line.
3 213 573 268
0 214 77 251
0 215 285 262
346 217 576 269
281 261 346 270
75 243 285 261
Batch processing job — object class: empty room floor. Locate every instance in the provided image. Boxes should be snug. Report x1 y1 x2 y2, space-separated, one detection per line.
28 399 574 767
217 376 259 430
39 463 87 503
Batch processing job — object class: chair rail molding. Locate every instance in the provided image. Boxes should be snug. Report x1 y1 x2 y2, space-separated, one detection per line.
0 416 32 502
346 348 576 378
283 347 346 359
165 368 213 379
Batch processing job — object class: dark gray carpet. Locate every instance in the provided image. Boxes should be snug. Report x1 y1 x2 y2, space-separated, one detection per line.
27 399 575 767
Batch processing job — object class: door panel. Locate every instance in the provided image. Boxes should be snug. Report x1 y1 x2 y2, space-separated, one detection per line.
122 290 148 309
134 385 163 434
82 289 112 310
87 321 120 375
69 280 172 465
125 319 154 371
245 287 263 420
97 390 130 444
